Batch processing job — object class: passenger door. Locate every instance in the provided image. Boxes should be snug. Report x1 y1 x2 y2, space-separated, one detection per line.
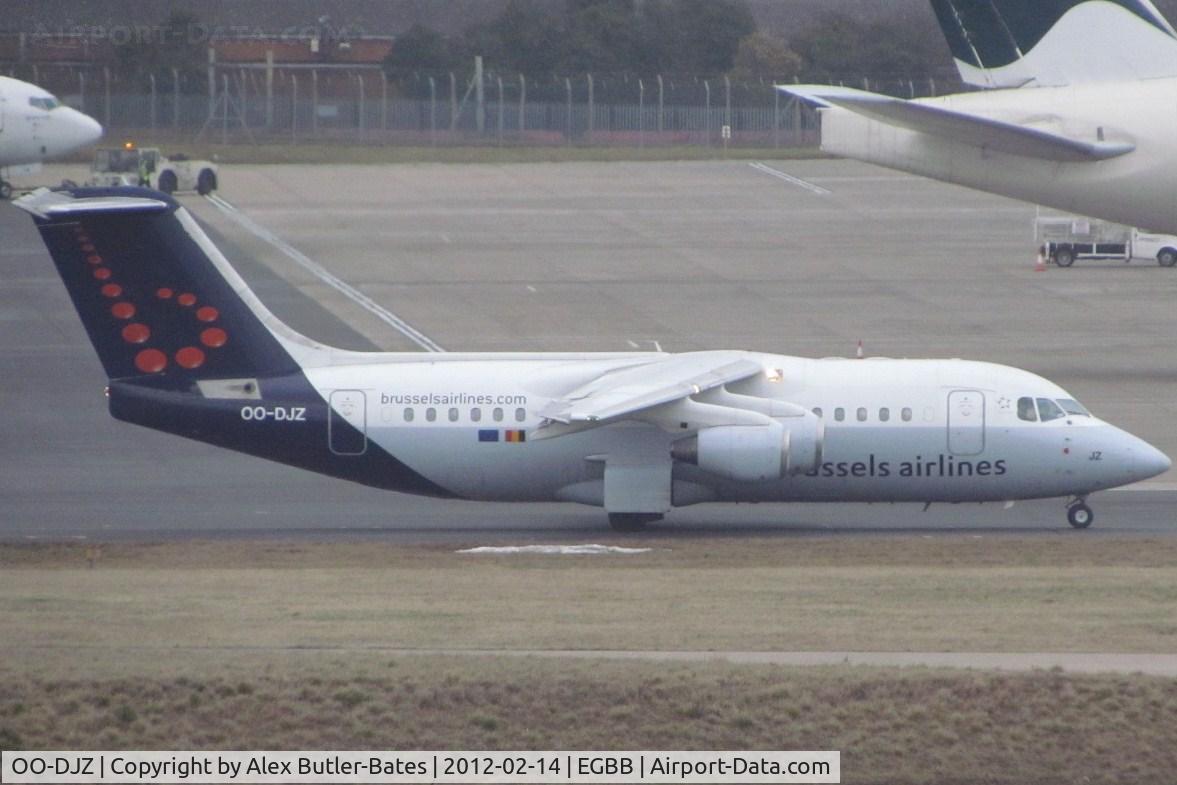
328 390 367 455
947 390 985 455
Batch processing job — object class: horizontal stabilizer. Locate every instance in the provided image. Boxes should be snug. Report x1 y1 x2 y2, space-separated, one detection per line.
778 85 1135 162
14 188 170 218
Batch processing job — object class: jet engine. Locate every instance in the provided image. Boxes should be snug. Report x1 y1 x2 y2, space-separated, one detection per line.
672 413 823 482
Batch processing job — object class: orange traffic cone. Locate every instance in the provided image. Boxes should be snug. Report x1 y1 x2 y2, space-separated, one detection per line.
1035 248 1046 272
856 340 864 359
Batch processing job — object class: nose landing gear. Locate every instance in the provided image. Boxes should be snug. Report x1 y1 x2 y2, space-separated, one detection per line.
1066 498 1094 529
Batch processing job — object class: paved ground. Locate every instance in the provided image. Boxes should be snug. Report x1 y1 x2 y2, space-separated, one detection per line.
3 159 1175 540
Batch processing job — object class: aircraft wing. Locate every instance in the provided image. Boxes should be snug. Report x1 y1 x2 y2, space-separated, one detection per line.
535 351 765 431
779 85 1135 162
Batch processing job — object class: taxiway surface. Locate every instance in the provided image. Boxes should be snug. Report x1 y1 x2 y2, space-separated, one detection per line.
3 159 1175 541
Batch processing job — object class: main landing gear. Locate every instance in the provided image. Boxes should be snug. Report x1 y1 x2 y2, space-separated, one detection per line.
608 513 663 532
1066 498 1094 529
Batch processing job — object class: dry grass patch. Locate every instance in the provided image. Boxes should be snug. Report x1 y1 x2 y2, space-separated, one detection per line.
0 656 1174 785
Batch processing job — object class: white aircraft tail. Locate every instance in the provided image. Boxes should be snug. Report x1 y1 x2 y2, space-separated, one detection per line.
930 0 1177 86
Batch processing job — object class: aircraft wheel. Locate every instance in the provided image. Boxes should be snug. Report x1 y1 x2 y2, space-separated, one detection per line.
0 181 12 200
1158 249 1177 267
608 513 662 532
157 171 177 195
1067 502 1094 529
1055 247 1075 267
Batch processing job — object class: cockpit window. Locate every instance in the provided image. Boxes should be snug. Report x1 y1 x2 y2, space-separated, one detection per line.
1057 398 1090 417
1017 396 1037 422
1036 398 1066 422
28 96 61 111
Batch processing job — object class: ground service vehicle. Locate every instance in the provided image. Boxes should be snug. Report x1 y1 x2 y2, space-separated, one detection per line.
86 145 218 195
1035 216 1177 267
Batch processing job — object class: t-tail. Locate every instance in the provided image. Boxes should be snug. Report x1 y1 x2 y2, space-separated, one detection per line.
930 0 1177 87
14 187 451 497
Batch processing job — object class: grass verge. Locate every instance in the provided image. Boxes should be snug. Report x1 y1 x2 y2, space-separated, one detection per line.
0 654 1173 785
3 537 1177 654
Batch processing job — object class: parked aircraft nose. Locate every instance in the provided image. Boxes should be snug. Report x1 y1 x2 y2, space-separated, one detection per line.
63 108 103 151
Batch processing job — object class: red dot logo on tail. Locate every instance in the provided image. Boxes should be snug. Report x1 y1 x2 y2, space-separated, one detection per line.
175 347 205 369
122 324 150 344
134 349 167 373
200 328 228 348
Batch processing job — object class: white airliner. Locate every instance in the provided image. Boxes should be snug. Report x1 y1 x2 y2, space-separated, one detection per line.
779 0 1177 233
0 76 103 199
13 186 1171 530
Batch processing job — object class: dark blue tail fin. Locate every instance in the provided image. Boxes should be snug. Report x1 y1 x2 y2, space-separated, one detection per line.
930 0 1177 86
16 187 302 384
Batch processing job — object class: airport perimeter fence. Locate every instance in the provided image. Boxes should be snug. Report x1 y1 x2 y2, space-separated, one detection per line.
9 63 958 148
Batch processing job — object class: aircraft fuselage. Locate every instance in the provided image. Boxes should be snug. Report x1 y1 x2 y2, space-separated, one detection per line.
109 351 1164 507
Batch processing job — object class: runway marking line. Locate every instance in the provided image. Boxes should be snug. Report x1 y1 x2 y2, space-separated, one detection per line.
748 161 832 195
204 193 445 353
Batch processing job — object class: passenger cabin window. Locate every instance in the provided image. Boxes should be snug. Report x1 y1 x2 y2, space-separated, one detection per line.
834 407 845 422
471 408 482 422
403 408 414 422
425 407 437 422
813 407 823 418
448 407 459 422
901 407 912 422
493 407 504 422
856 407 867 422
879 407 890 422
1017 397 1037 422
515 407 526 422
1036 398 1066 422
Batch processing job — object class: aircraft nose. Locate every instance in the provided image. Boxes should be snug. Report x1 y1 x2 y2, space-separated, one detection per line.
77 113 104 146
1132 439 1171 481
63 108 103 149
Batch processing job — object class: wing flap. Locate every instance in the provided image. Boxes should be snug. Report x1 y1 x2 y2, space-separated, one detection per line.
777 85 1134 162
